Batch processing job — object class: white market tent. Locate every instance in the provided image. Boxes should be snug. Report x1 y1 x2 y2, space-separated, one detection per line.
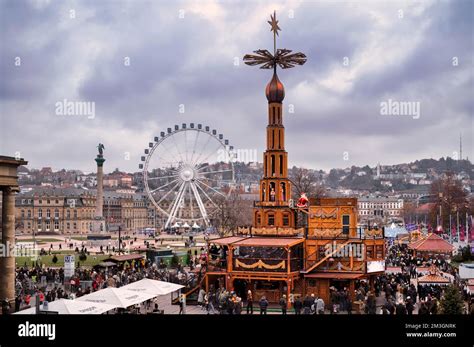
76 287 156 308
15 299 116 315
121 279 184 296
14 279 181 314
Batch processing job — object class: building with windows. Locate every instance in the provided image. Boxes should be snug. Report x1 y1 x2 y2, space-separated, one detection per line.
15 187 96 234
358 195 404 222
16 187 156 234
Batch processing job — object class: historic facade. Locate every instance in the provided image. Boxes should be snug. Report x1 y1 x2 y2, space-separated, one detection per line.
358 195 404 222
15 188 96 234
15 188 155 234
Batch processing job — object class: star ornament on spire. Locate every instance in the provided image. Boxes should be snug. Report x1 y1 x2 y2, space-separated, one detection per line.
268 11 281 36
243 11 307 70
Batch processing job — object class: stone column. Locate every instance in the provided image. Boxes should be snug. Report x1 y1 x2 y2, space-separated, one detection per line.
0 187 16 310
95 158 105 218
93 155 106 234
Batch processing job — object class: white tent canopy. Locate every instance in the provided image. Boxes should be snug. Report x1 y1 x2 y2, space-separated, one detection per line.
15 299 116 315
121 279 184 296
77 287 155 308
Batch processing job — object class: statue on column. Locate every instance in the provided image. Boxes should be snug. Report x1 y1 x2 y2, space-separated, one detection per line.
97 143 105 157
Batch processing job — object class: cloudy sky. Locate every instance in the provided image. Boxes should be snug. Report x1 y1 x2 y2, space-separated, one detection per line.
0 0 472 174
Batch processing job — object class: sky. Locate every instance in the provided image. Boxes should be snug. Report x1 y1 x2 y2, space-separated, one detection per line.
0 0 473 174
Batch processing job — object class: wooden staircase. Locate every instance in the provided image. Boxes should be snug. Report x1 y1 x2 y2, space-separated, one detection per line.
301 239 353 274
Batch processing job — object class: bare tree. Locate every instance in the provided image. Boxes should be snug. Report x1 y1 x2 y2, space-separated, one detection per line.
289 167 326 200
429 172 469 229
213 190 253 236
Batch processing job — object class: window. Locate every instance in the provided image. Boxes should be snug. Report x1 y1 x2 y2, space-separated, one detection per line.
268 213 275 226
73 210 77 219
283 213 289 226
21 210 25 218
66 222 70 230
366 246 374 259
256 213 261 226
54 209 59 218
38 209 43 218
342 215 350 234
279 155 283 175
66 210 70 219
54 220 59 231
376 245 384 259
271 155 275 176
46 209 51 218
73 222 77 229
27 210 31 218
45 220 50 231
47 199 50 204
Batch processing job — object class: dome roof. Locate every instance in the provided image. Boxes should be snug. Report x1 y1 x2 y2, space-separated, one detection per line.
265 72 285 103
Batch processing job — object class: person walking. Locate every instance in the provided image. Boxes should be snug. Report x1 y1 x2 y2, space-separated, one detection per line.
259 296 269 315
246 290 254 314
197 287 205 309
279 295 287 315
293 296 303 315
316 297 325 315
303 295 312 315
406 296 414 315
235 296 243 315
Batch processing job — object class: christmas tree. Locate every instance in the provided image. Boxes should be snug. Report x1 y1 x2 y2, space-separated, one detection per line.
440 285 465 314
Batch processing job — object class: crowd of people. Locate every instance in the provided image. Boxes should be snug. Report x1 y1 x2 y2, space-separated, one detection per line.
8 235 474 315
12 257 197 314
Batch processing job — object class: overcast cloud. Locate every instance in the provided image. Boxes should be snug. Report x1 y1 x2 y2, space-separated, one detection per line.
0 0 472 173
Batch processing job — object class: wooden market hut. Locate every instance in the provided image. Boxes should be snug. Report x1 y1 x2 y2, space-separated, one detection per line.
408 233 454 256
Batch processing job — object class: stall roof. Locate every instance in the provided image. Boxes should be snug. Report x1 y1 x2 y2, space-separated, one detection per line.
385 266 402 274
209 236 247 246
233 237 304 248
408 233 454 253
107 254 145 262
304 272 364 279
417 274 450 284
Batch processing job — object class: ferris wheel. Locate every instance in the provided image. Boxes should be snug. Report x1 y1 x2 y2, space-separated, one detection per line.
139 123 235 230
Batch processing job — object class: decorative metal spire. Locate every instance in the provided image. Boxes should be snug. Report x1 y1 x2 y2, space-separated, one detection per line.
268 11 281 54
243 11 307 72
